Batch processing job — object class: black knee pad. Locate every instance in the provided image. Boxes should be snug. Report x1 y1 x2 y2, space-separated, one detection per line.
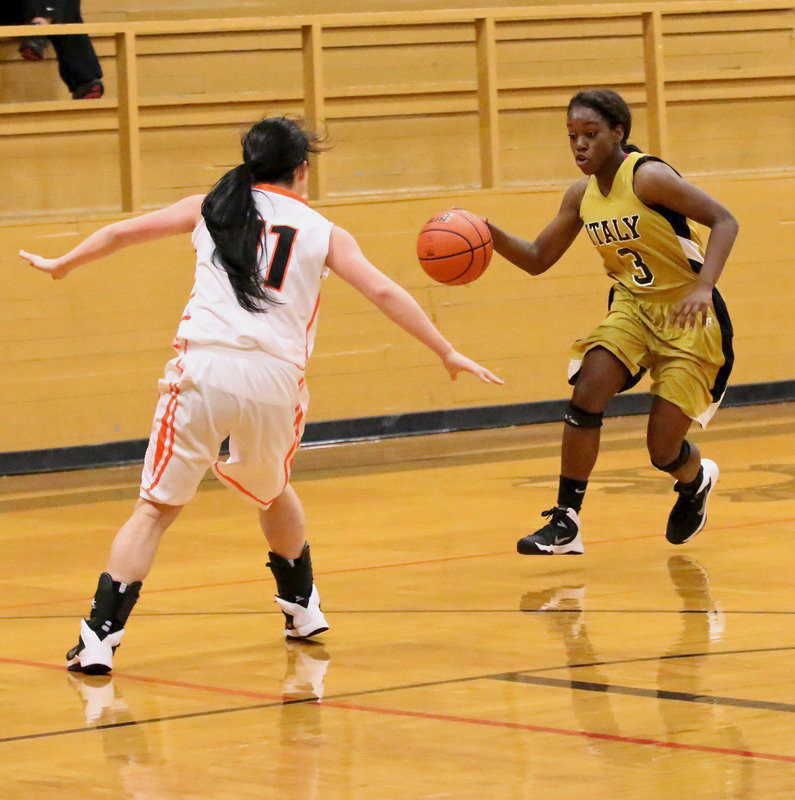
652 440 691 473
563 401 604 429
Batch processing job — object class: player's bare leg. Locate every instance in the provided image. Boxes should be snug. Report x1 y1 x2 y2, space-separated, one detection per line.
259 483 306 560
518 346 629 555
107 498 183 583
67 498 182 674
261 484 328 639
648 396 719 544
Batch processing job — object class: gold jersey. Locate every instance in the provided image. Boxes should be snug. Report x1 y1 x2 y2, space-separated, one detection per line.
579 151 706 302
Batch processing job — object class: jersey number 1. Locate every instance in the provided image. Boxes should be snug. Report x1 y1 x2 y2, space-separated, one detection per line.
263 224 298 292
617 247 654 287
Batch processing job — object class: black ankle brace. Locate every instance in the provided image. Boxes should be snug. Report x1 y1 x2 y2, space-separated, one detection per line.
87 572 142 638
564 402 604 429
653 440 692 473
267 542 313 605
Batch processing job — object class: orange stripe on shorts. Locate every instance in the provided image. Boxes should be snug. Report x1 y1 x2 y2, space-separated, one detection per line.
281 401 305 485
144 384 180 494
213 461 274 509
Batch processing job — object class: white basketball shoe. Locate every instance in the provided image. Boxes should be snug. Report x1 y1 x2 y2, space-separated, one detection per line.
274 584 329 639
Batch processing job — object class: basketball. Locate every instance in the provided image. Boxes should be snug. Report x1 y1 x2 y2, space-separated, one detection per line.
417 209 493 285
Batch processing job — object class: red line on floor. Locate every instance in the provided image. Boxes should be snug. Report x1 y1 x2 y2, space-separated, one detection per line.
1 655 791 763
91 671 285 702
324 700 795 764
0 656 66 674
0 656 283 701
2 517 793 612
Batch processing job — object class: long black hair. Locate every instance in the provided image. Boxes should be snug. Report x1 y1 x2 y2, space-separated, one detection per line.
201 116 322 313
567 89 641 153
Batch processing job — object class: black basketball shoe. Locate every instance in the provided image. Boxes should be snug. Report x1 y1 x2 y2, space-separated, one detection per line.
517 507 584 555
666 459 719 545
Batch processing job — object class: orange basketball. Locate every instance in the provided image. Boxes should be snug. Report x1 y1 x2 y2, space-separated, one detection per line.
417 209 493 285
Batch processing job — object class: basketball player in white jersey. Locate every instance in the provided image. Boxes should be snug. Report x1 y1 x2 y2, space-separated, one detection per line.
20 117 503 674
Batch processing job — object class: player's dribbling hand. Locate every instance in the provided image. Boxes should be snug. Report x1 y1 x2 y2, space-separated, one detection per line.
19 250 70 280
673 283 712 330
441 349 504 384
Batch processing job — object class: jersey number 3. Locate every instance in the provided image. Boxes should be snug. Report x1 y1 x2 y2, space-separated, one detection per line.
263 224 298 292
617 247 654 287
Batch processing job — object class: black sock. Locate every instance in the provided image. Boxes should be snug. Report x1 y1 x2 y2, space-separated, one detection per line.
676 465 704 494
86 572 142 639
557 475 588 513
267 542 313 605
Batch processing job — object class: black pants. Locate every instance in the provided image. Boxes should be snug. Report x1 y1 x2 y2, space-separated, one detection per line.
2 0 102 93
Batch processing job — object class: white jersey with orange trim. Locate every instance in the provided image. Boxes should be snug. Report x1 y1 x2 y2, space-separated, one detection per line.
177 184 334 369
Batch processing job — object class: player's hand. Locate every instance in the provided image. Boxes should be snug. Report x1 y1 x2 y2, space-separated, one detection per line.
19 250 70 280
673 284 712 330
441 349 504 384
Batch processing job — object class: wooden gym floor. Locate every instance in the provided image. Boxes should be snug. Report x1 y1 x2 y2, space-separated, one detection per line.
0 402 793 798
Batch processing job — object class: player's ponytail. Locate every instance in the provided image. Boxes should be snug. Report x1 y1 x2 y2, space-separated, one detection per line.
201 116 322 313
568 89 640 153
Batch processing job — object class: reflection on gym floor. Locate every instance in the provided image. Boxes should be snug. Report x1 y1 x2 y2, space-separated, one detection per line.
518 556 753 797
66 642 333 800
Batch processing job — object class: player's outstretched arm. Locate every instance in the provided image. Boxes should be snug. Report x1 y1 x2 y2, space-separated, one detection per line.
486 180 585 276
326 226 503 384
19 195 205 280
634 161 738 329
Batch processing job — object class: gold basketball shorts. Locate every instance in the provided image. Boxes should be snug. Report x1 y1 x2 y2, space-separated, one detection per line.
568 283 734 427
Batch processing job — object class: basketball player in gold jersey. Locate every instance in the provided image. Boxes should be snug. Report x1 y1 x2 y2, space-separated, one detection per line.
486 89 738 554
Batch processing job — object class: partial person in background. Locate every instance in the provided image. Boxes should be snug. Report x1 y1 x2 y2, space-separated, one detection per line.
3 0 104 99
19 116 503 674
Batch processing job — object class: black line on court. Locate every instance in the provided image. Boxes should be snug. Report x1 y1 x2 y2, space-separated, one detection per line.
521 644 795 675
1 644 793 745
0 608 792 621
0 699 299 745
490 674 795 713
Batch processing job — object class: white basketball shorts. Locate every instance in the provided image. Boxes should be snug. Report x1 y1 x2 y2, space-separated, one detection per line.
140 343 308 509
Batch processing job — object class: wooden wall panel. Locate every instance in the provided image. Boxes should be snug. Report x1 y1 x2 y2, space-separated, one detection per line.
0 131 122 217
667 98 795 175
324 41 476 92
136 46 303 97
137 112 483 202
0 173 792 452
79 0 650 23
664 29 793 72
324 115 481 196
1 7 792 216
497 35 647 85
139 126 251 207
